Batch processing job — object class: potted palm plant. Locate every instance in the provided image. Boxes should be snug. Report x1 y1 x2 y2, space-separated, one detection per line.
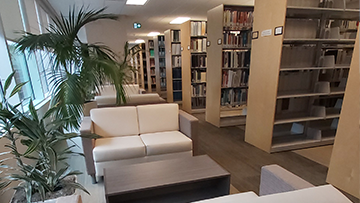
16 7 126 130
0 72 98 203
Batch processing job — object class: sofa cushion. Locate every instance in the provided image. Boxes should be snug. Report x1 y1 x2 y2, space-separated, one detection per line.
90 106 139 137
193 192 258 203
99 85 116 96
124 84 140 95
137 103 179 134
140 131 192 156
93 136 146 162
256 185 352 203
127 94 161 104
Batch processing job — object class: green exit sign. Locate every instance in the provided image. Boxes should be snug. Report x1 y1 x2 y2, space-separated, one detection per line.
133 22 141 29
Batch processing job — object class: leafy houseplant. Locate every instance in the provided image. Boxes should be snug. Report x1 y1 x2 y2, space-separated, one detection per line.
0 73 97 203
16 7 125 130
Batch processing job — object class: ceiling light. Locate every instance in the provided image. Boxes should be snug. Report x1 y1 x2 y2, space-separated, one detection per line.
126 0 148 5
135 39 145 44
170 17 191 24
147 32 160 36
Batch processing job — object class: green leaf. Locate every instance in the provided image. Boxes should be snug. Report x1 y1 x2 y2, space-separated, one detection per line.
9 82 27 98
28 99 39 123
0 181 11 190
23 139 40 156
3 71 15 94
62 181 90 195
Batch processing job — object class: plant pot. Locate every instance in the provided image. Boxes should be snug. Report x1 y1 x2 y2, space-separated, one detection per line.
10 176 81 203
83 101 97 116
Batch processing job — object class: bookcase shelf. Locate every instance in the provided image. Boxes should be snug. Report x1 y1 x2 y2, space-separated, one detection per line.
153 35 167 98
244 0 359 153
181 20 208 113
129 44 145 89
165 29 182 102
205 4 254 127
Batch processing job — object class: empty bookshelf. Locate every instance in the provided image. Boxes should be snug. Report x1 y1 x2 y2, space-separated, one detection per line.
245 0 359 153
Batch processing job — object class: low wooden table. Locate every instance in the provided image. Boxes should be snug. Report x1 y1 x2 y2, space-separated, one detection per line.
104 155 230 203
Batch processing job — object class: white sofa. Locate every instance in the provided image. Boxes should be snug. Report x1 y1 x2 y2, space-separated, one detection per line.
195 164 352 203
94 84 165 107
80 103 198 183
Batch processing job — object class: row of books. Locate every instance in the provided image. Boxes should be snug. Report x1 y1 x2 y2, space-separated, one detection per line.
191 21 207 36
223 31 251 47
160 70 166 77
173 80 182 91
192 55 207 67
191 84 206 97
191 38 207 52
172 44 181 55
191 71 206 83
223 10 253 27
160 78 166 88
148 40 154 48
150 68 155 75
222 69 249 88
221 89 248 106
192 97 206 109
172 56 182 67
150 49 155 56
151 77 156 84
171 30 181 42
173 92 182 101
223 50 250 68
172 68 182 79
150 59 155 67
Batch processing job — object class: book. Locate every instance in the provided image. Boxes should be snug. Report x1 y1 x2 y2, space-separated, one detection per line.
191 21 207 36
221 69 249 87
223 31 251 47
221 89 248 106
222 50 250 68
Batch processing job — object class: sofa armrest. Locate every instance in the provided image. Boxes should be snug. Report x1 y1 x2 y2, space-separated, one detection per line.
260 164 314 196
80 117 96 177
179 110 199 155
139 88 146 94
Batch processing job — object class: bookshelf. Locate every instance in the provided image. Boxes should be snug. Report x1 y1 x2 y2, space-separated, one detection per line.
146 39 156 92
245 0 359 153
206 4 254 127
181 20 208 113
327 27 359 198
165 29 182 103
140 43 149 91
130 44 145 88
153 35 167 98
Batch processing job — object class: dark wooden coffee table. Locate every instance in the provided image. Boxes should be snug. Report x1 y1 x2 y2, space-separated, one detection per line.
104 155 230 203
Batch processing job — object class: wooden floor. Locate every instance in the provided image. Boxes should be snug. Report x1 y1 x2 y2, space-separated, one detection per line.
68 113 359 203
192 113 359 203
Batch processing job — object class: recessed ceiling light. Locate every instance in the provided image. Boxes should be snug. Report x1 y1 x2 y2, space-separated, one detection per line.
135 39 145 43
170 17 191 24
126 0 148 5
147 32 160 36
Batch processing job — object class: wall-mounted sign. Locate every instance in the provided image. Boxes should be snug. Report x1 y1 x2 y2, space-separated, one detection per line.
252 31 259 39
187 45 190 50
133 22 141 29
181 47 184 51
217 38 222 45
207 40 211 47
261 29 272 37
274 26 283 36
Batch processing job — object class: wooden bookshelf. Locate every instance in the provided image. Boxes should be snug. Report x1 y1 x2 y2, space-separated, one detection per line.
181 20 208 113
130 44 145 88
165 29 182 103
327 27 359 198
245 0 359 153
140 43 148 91
145 39 156 92
153 35 167 98
206 4 254 127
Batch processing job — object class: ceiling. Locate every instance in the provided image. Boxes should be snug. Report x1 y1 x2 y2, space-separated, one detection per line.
48 0 254 41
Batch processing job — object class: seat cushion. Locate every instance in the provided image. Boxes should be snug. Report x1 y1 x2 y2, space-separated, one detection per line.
93 136 146 162
90 106 139 137
140 131 192 156
124 84 140 96
193 192 258 203
137 103 179 134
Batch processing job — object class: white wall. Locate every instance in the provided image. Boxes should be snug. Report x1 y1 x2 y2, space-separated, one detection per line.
85 16 129 58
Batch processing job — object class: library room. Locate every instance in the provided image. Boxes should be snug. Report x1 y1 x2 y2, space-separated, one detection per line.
0 0 358 203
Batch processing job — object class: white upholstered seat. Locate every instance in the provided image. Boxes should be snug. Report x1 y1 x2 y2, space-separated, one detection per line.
140 131 192 156
93 136 146 162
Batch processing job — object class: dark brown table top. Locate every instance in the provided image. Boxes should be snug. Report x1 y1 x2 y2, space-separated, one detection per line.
104 155 230 196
